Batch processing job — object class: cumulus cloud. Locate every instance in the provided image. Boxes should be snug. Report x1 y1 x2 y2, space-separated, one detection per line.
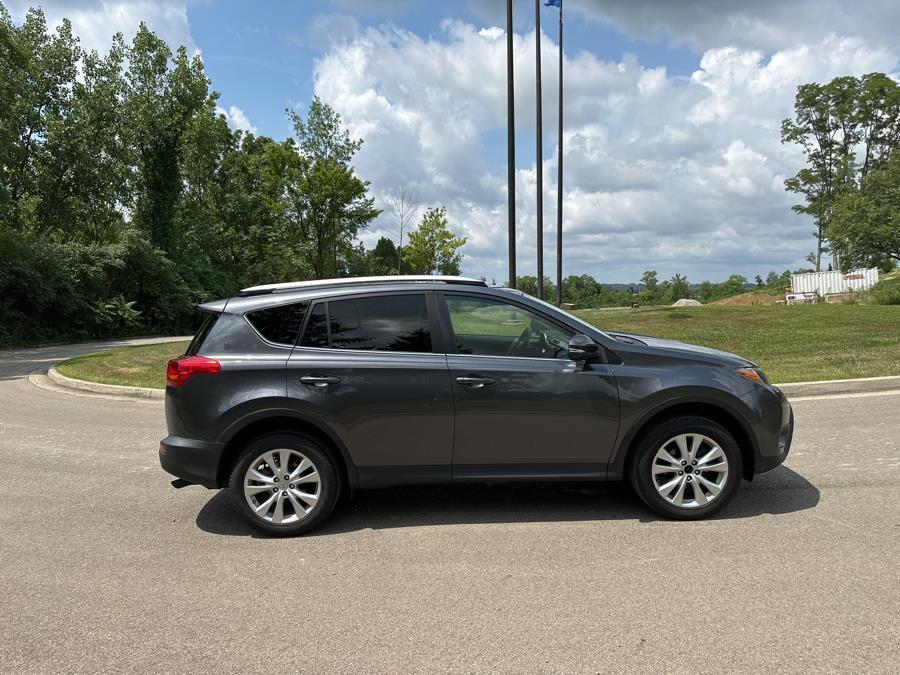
216 105 257 135
7 0 197 56
313 21 898 281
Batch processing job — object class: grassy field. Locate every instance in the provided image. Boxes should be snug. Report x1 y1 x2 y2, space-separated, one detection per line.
54 304 900 387
576 304 900 383
56 341 190 389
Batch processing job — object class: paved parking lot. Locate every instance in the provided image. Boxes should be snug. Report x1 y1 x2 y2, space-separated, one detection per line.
1 341 898 672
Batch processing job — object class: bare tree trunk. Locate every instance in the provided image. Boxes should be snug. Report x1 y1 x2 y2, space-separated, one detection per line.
384 184 419 274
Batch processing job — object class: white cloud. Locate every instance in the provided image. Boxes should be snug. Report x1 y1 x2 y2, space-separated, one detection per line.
312 21 898 282
8 0 197 56
216 105 257 135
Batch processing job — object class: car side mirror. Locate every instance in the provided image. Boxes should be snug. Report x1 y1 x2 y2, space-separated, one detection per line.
568 334 600 363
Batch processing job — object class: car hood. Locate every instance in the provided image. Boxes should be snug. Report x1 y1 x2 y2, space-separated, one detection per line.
607 331 754 366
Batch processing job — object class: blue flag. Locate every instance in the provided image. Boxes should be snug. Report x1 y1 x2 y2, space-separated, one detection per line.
545 0 561 6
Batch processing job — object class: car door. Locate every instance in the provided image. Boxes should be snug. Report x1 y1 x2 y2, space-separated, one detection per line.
286 291 454 487
440 292 619 479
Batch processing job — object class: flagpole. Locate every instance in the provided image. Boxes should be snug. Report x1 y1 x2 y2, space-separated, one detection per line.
555 0 563 307
506 0 516 290
534 0 544 300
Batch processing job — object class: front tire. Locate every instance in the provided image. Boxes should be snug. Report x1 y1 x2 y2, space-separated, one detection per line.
229 432 339 536
628 416 743 520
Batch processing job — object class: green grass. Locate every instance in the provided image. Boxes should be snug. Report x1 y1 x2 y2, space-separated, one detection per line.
55 304 900 388
576 304 900 383
56 340 190 389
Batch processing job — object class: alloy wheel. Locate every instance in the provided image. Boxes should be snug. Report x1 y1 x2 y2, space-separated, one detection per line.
243 448 321 524
651 433 729 509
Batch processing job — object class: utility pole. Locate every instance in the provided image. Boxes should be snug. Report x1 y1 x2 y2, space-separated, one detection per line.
534 0 544 300
506 0 517 289
554 0 563 306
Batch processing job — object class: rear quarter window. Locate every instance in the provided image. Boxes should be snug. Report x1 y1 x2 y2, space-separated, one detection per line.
186 313 218 355
245 302 309 346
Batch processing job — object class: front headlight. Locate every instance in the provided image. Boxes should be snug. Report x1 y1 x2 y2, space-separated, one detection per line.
736 366 769 386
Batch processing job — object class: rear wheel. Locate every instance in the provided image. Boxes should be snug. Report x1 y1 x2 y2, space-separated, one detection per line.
628 416 742 520
229 432 339 536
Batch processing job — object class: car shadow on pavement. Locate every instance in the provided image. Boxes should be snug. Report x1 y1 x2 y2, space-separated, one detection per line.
195 465 819 538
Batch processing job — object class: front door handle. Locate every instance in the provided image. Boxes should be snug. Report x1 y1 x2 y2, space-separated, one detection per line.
300 375 341 387
455 375 496 388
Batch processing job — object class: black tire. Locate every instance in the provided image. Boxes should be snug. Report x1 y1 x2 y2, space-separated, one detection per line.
228 432 339 536
627 416 743 520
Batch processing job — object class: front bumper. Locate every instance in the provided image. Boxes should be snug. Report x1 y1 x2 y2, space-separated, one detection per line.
159 435 225 488
755 390 794 474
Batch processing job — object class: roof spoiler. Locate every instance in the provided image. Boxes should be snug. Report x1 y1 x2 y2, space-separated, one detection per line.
197 299 228 313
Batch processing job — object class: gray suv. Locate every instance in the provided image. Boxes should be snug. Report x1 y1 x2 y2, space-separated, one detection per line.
159 276 793 536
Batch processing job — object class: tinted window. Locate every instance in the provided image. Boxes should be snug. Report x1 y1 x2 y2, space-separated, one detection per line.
445 294 573 359
246 302 308 346
186 312 218 355
311 294 432 353
300 304 328 348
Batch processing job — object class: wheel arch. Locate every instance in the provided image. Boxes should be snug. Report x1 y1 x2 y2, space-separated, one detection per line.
216 412 358 492
613 399 758 481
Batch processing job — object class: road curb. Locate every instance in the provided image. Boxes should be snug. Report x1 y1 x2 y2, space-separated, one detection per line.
47 367 164 400
776 375 900 398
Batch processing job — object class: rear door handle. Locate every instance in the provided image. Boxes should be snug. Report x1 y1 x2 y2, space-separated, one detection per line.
455 375 496 388
300 375 341 387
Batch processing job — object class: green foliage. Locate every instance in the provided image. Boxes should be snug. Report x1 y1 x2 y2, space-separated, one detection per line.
830 152 900 268
782 73 900 271
697 275 748 303
403 206 466 275
0 10 385 346
872 272 900 305
516 275 557 301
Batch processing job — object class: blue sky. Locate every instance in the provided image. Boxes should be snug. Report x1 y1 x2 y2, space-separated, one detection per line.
10 0 900 283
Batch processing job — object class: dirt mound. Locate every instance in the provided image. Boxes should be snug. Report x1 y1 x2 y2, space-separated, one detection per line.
672 298 702 307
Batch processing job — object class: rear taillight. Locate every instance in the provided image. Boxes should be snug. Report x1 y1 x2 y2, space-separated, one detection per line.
166 355 220 387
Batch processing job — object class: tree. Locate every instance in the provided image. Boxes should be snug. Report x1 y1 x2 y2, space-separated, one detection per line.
667 273 692 302
830 152 900 267
368 236 408 275
782 74 900 271
562 274 602 306
640 270 658 293
285 97 380 279
383 185 419 273
517 275 556 301
404 207 466 275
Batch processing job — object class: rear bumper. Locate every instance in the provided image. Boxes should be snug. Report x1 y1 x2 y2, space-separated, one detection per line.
158 435 224 488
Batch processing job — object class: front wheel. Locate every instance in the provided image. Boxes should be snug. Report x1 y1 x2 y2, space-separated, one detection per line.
229 432 339 536
628 416 743 520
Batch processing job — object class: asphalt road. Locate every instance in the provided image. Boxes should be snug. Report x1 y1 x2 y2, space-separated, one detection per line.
0 340 898 673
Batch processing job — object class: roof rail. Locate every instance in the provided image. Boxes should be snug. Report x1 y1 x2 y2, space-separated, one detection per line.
239 275 487 296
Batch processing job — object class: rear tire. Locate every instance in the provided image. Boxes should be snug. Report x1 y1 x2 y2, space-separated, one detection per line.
628 416 742 520
229 432 339 536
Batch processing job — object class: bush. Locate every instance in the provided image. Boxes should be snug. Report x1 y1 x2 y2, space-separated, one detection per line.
0 228 202 346
872 274 900 305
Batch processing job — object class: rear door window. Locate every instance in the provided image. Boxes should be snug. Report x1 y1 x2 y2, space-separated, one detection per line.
245 302 309 346
299 294 433 353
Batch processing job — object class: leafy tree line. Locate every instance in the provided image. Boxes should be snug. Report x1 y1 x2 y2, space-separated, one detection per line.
0 8 465 345
782 73 900 272
509 269 799 308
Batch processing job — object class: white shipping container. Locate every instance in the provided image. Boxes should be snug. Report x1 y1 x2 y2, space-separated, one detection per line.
790 268 879 295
